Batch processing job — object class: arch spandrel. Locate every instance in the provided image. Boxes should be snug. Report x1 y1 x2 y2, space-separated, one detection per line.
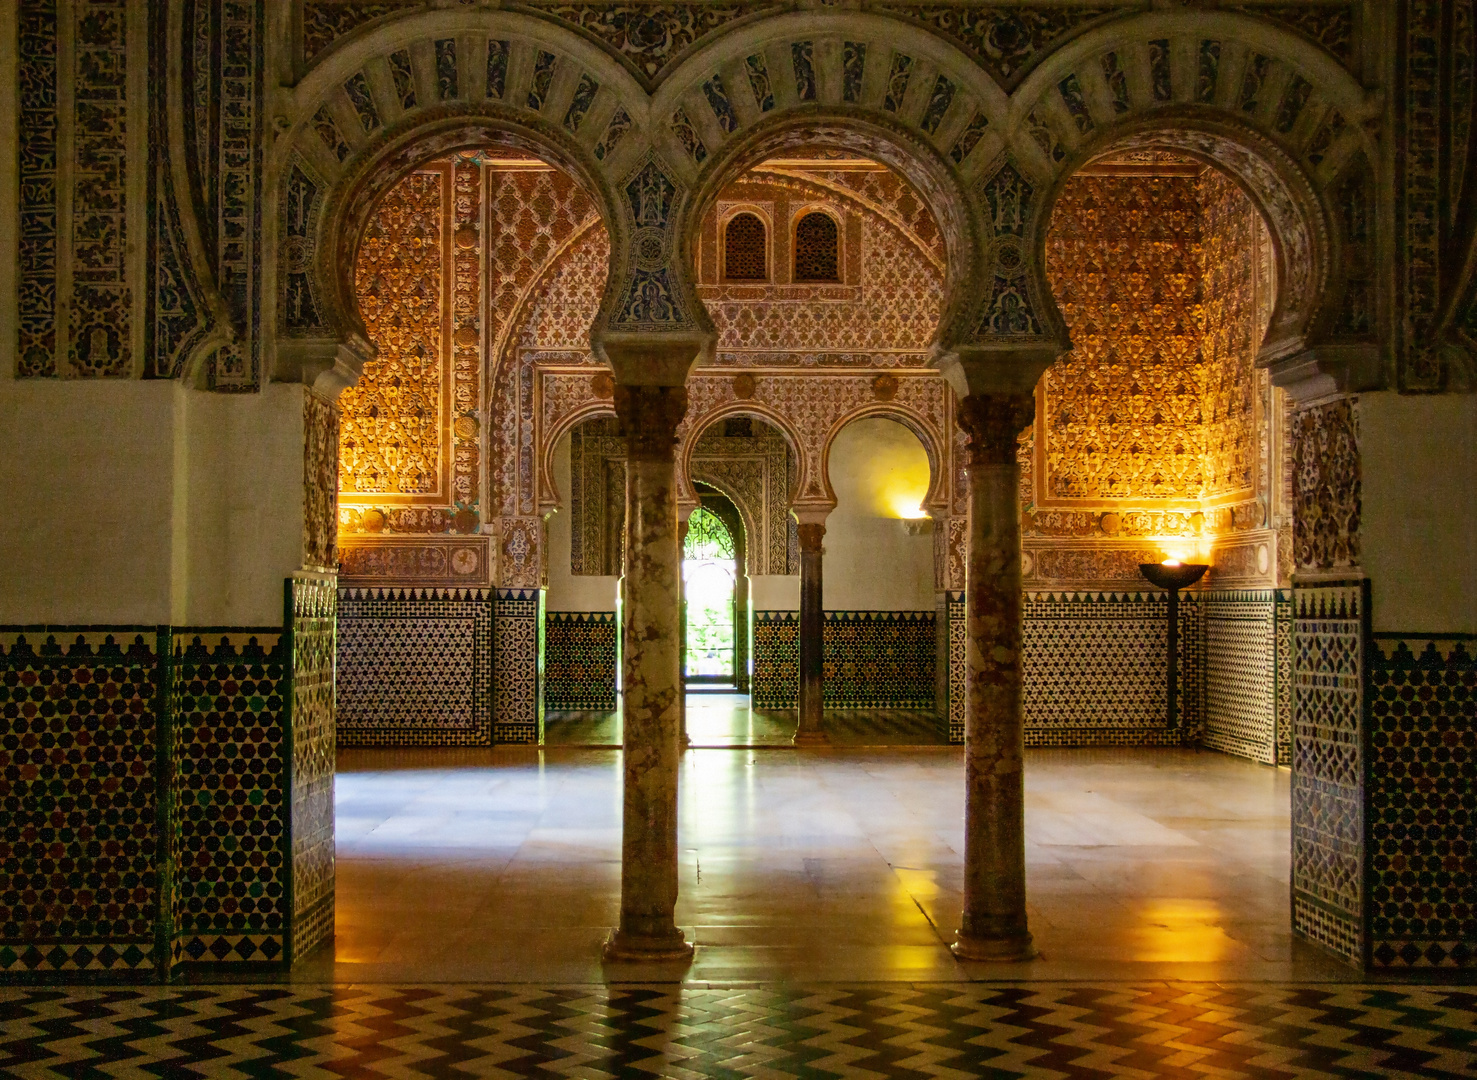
650 12 1035 363
264 9 660 396
994 11 1381 372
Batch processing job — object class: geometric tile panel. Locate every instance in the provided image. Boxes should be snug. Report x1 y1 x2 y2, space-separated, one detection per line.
494 589 542 744
337 587 493 746
824 612 935 709
169 630 289 969
2 983 1475 1075
753 612 936 711
0 629 165 977
289 576 336 963
1021 592 1186 746
947 593 965 743
543 613 616 711
1202 590 1280 765
1276 594 1295 765
752 611 798 710
1290 580 1367 967
1367 635 1476 970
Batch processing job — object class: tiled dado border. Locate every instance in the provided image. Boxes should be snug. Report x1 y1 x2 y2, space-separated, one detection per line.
1366 630 1474 970
1291 579 1475 973
752 612 937 710
336 588 543 746
337 587 494 746
0 577 336 981
940 590 1292 763
943 591 1204 749
544 613 617 711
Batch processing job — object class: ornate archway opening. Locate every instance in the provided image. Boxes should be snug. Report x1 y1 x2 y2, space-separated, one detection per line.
1019 131 1298 768
333 146 609 593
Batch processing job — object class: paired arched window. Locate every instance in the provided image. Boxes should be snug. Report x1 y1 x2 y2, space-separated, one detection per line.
723 212 767 280
793 211 840 282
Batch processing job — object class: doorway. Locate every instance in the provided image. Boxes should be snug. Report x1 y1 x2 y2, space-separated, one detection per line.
683 495 741 691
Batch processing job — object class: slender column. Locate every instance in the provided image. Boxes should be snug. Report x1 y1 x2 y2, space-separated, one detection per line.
677 509 692 748
604 384 692 961
793 516 829 744
953 392 1036 961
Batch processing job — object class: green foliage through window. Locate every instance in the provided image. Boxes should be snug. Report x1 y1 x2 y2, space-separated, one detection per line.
684 506 735 559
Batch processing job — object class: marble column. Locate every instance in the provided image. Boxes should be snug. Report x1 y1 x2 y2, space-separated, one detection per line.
793 513 829 745
953 392 1037 961
604 384 693 961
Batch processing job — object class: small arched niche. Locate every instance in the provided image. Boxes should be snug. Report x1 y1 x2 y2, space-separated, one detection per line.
723 212 769 282
793 210 842 283
824 417 935 613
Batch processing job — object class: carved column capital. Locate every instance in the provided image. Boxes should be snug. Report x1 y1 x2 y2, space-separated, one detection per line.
957 392 1035 468
796 522 826 552
614 384 688 461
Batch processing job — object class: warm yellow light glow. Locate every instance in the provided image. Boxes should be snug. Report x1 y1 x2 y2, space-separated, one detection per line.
831 418 932 519
1128 899 1235 962
1161 557 1182 566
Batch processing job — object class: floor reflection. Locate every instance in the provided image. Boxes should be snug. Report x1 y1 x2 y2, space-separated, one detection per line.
544 692 947 746
314 745 1354 984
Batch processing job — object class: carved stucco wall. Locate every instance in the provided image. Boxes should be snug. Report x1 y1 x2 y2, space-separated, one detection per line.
336 153 1284 595
1019 162 1281 590
568 417 797 579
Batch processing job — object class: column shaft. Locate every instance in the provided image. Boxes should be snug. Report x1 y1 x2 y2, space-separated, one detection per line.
954 393 1036 961
795 522 827 744
606 385 692 960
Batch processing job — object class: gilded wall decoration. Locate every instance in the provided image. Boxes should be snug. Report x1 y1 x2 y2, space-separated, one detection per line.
695 172 943 365
1039 170 1264 528
188 0 266 390
567 420 797 577
303 391 340 574
485 167 602 523
338 536 491 586
339 168 448 500
536 5 772 91
301 2 421 66
1291 398 1361 572
1225 4 1355 64
568 420 627 577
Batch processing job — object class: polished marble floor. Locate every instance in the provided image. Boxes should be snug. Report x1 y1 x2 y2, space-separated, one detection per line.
313 742 1359 985
545 693 946 746
10 743 1469 1078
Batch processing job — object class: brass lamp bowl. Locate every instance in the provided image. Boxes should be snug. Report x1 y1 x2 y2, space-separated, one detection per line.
1138 563 1209 591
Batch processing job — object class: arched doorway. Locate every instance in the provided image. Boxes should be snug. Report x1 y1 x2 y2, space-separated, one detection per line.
682 498 739 688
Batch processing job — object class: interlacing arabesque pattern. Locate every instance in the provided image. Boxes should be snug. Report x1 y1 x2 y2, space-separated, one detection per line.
0 983 1472 1078
1040 172 1257 508
698 175 943 363
339 169 446 499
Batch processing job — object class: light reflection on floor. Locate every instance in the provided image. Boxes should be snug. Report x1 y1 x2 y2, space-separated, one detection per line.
545 692 947 746
311 742 1356 984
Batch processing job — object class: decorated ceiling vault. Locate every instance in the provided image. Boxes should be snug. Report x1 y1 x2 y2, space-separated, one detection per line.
5 1 1476 981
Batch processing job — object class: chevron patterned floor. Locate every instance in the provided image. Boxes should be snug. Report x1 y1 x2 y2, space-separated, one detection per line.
1 983 1472 1078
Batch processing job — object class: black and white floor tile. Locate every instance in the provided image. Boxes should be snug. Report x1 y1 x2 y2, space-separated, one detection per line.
0 982 1472 1078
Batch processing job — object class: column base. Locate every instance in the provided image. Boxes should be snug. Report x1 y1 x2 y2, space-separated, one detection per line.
792 728 830 746
602 927 694 962
951 931 1036 962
